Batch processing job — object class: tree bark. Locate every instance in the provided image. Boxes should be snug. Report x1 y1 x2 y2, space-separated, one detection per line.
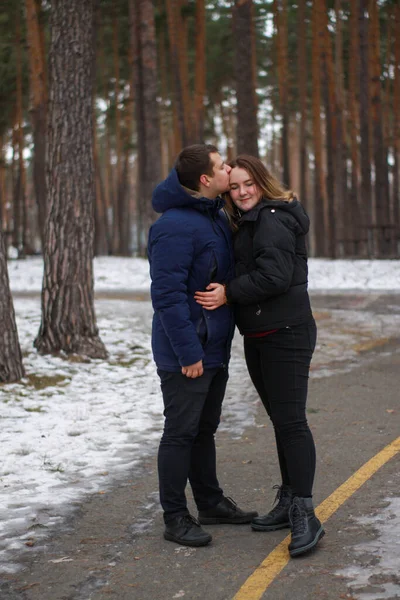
359 0 372 230
34 0 107 359
14 12 24 257
112 12 122 255
348 0 363 249
16 8 28 259
334 0 348 254
0 226 25 382
320 4 338 257
233 0 259 157
130 0 162 256
165 0 187 149
394 4 400 226
275 0 289 184
369 0 390 240
0 137 6 231
193 0 206 142
297 0 307 208
177 0 193 144
311 0 328 256
25 0 47 251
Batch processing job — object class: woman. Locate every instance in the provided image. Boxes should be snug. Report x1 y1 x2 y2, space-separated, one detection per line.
194 155 324 557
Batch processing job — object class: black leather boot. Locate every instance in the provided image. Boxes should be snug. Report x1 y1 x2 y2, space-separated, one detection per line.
164 514 212 547
288 497 325 557
251 484 292 531
198 496 258 524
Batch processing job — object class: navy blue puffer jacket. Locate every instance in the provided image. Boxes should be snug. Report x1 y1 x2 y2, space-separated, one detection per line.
148 169 235 372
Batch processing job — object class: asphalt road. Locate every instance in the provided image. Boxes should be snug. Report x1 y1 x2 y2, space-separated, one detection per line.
1 292 400 600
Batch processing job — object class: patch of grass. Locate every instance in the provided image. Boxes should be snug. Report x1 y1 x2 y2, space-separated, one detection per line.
28 523 48 531
307 407 320 414
112 357 151 368
25 374 68 390
42 458 64 473
129 345 147 353
65 354 92 364
15 447 31 456
24 406 45 413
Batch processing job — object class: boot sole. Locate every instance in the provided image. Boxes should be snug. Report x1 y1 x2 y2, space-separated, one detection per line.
289 527 325 557
251 521 290 532
163 532 212 547
199 516 255 525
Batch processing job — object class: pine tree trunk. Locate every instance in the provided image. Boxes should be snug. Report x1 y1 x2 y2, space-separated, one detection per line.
34 0 107 359
320 4 338 257
311 0 328 256
0 137 6 230
97 17 112 254
104 99 115 253
112 13 122 255
220 102 236 161
194 0 206 143
157 0 171 175
25 0 47 251
16 9 28 258
165 0 187 149
130 0 162 256
334 0 348 255
92 3 108 257
359 0 372 237
118 72 134 257
0 226 25 382
297 0 307 208
130 0 146 256
233 0 259 157
177 0 193 144
393 5 400 226
276 0 289 184
348 0 363 252
14 8 27 258
369 0 390 254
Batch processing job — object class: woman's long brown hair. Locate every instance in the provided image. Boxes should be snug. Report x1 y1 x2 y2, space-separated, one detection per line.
223 154 296 232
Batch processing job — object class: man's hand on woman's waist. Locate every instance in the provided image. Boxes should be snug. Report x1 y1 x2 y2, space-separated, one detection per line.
194 283 227 310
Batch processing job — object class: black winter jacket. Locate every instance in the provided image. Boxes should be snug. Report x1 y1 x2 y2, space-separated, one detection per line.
225 198 313 334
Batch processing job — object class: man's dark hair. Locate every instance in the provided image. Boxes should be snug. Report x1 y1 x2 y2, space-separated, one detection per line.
175 144 218 191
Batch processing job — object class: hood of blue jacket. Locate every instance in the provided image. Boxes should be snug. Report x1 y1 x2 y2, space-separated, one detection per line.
152 168 224 214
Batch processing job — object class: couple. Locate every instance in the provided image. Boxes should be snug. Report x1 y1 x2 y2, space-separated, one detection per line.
148 144 324 558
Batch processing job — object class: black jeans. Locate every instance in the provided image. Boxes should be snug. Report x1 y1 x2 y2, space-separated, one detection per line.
157 367 228 522
244 319 317 498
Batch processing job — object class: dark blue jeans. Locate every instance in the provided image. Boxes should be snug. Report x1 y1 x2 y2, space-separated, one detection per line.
157 367 228 523
244 319 317 498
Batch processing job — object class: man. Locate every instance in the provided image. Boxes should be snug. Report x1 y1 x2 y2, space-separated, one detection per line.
148 144 257 547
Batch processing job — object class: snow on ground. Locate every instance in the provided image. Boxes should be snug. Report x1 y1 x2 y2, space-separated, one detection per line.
6 256 400 293
336 495 400 600
1 257 400 575
0 292 257 574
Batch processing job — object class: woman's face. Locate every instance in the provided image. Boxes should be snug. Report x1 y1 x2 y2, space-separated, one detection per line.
229 167 262 212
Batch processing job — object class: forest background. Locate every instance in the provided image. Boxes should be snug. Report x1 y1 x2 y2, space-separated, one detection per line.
1 0 399 262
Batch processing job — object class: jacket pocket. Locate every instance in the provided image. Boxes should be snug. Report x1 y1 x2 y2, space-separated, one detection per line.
207 251 218 287
196 311 209 346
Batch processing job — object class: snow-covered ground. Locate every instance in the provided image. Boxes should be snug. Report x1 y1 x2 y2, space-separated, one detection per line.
336 495 400 600
1 257 400 588
6 256 400 293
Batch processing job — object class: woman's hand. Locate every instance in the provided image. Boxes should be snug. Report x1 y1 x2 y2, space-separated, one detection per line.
194 283 227 310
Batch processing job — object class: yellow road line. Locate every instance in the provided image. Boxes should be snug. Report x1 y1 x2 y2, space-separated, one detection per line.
233 436 400 600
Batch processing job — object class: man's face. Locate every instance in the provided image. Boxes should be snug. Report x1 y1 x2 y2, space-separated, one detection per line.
207 153 231 196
